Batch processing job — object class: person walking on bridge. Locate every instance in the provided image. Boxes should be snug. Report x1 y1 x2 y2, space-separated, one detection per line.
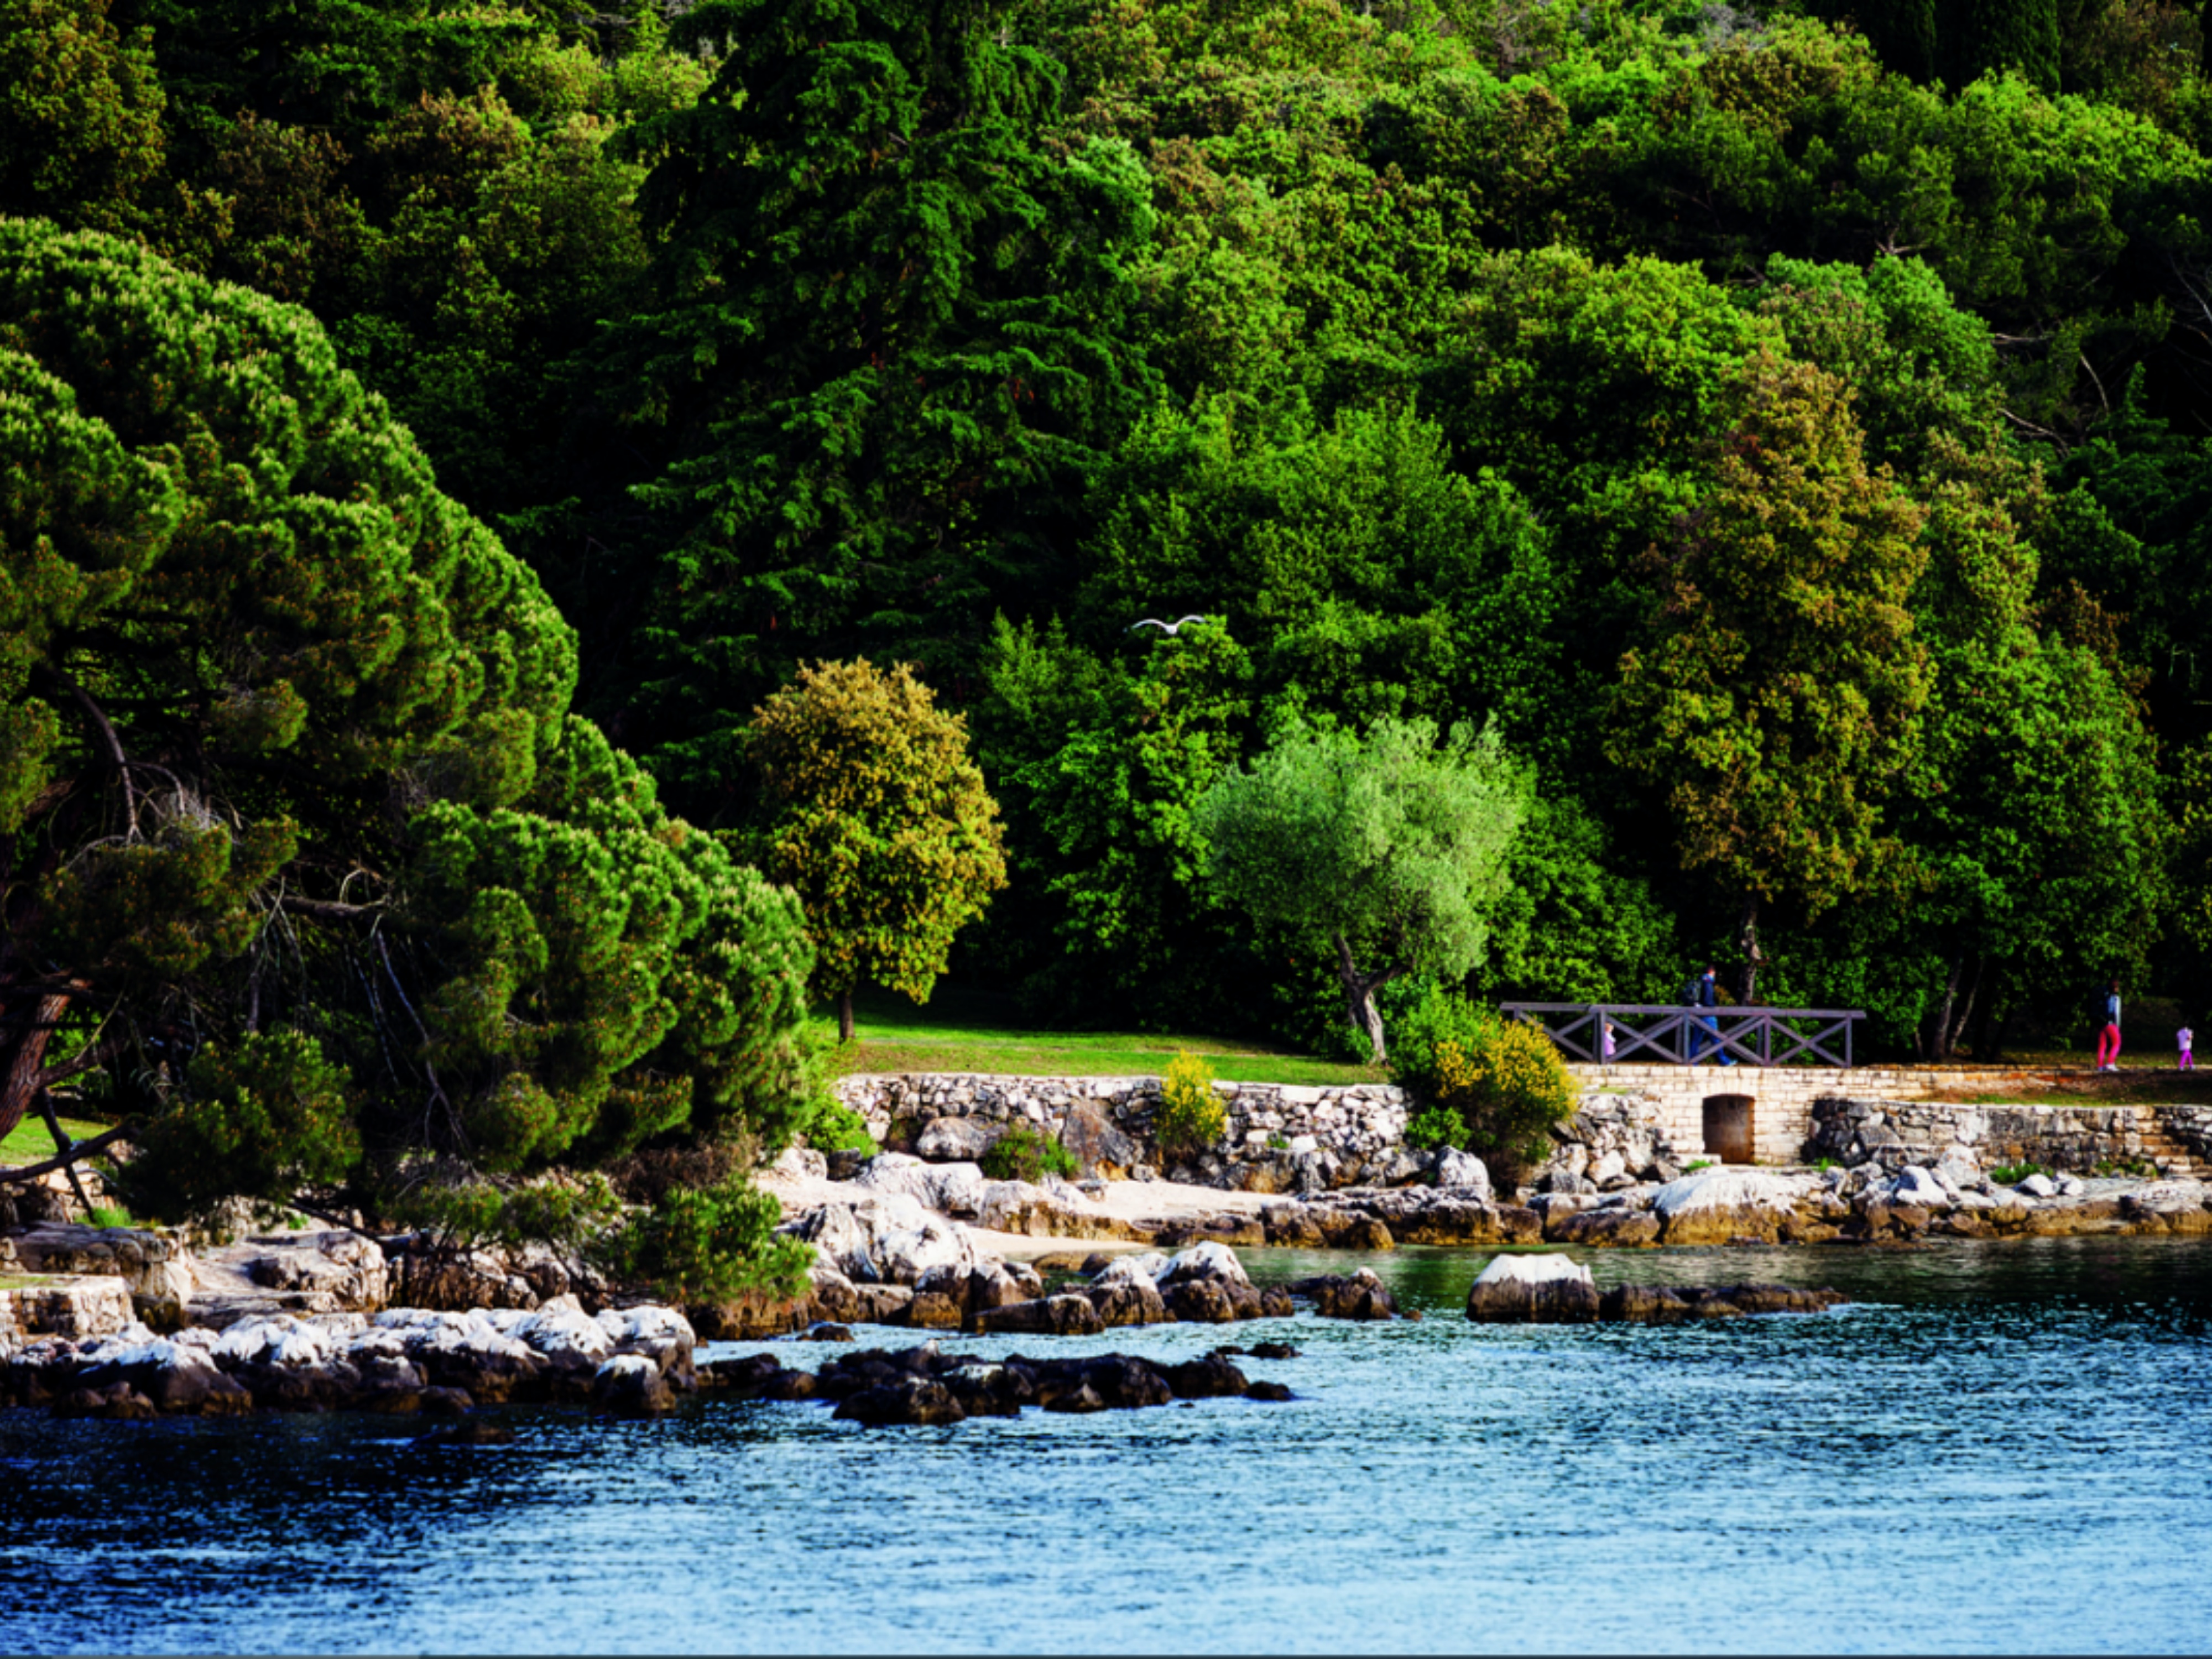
2095 979 2123 1072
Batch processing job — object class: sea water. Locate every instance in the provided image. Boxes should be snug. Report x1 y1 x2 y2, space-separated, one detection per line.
3 1235 2208 1653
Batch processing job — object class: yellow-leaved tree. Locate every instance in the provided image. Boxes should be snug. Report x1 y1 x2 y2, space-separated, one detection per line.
748 660 1008 1040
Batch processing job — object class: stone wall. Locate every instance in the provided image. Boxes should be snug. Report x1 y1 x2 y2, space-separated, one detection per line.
832 1073 1417 1193
836 1066 2210 1188
1561 1063 2053 1166
1806 1098 2204 1176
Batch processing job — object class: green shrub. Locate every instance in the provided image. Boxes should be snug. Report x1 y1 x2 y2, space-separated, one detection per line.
979 1124 1078 1183
1154 1050 1225 1156
608 1173 812 1302
806 1098 879 1156
1390 987 1576 1188
1989 1161 2049 1185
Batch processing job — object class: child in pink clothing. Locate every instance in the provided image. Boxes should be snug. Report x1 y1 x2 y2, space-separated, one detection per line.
2182 1026 2195 1071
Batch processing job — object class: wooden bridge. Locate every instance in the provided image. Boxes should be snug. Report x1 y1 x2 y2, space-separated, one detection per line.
1499 1003 1867 1069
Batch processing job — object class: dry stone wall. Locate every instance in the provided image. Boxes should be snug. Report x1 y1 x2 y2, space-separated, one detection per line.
1808 1098 2205 1176
832 1074 1417 1193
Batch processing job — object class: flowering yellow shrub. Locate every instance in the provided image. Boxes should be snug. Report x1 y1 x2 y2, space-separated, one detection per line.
1154 1048 1224 1156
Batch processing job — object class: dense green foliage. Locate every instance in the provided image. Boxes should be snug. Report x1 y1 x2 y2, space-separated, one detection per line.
1389 989 1578 1187
12 0 2212 1091
747 659 1008 1038
0 221 821 1288
978 1122 1080 1182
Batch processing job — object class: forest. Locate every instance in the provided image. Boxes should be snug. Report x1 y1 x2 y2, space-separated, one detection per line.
6 0 2212 1276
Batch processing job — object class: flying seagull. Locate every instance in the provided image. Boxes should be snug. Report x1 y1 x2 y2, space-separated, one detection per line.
1130 615 1209 635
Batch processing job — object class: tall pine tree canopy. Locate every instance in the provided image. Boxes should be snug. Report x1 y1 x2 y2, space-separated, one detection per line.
0 220 818 1230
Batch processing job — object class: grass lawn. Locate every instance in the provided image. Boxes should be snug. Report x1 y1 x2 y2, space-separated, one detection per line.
1 1109 109 1167
825 985 1387 1086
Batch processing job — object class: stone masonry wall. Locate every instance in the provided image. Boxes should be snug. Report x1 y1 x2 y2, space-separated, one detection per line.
837 1065 2209 1187
833 1073 1416 1192
1808 1097 2206 1176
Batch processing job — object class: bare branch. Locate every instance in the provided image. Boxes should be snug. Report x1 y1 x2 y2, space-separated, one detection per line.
0 1123 131 1186
278 896 388 923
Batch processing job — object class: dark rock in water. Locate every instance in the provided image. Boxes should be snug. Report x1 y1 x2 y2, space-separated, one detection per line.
701 1353 786 1397
1243 1381 1293 1402
592 1355 677 1416
1598 1285 1694 1324
1162 1281 1237 1324
1041 1383 1107 1414
420 1386 474 1417
1597 1282 1847 1322
1077 1355 1174 1410
977 1295 1105 1337
1161 1353 1249 1399
1248 1342 1301 1360
1085 1273 1171 1329
414 1420 515 1448
761 1370 818 1402
1305 1269 1399 1321
900 1291 965 1330
358 1385 427 1416
805 1323 853 1342
834 1379 967 1427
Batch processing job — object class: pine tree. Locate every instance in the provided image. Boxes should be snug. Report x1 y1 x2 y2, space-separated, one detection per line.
0 223 818 1247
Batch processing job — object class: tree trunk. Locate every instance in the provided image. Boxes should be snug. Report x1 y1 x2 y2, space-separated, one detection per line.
1945 956 1983 1058
838 989 855 1044
1927 957 1963 1061
1736 895 1764 1005
1332 932 1390 1065
0 992 69 1143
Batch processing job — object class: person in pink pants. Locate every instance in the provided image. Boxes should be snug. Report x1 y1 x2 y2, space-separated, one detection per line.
2181 1025 2195 1071
2095 980 2122 1072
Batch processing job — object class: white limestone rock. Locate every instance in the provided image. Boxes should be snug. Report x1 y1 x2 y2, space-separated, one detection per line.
1464 1251 1599 1322
1157 1241 1250 1289
1434 1149 1493 1197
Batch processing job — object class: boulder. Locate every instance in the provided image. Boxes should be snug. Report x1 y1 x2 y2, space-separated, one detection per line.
1890 1166 1950 1210
1084 1271 1171 1329
2121 1180 2212 1234
1057 1101 1140 1177
1433 1149 1493 1197
594 1304 697 1385
1157 1241 1251 1290
9 1223 196 1306
1464 1253 1600 1323
916 1116 1000 1163
1547 1206 1661 1248
1161 1353 1249 1399
834 1378 968 1427
2018 1173 2058 1199
1162 1280 1241 1323
228 1230 388 1311
975 1295 1106 1337
900 1292 965 1329
1309 1268 1397 1321
509 1297 614 1381
1651 1168 1820 1246
591 1353 675 1416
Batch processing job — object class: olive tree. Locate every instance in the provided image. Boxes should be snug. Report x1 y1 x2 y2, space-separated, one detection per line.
1196 718 1530 1063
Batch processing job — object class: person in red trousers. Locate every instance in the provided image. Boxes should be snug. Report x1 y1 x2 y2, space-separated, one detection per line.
2095 980 2123 1072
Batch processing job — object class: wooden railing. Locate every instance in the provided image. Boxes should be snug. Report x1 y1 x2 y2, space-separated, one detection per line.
1498 1003 1867 1069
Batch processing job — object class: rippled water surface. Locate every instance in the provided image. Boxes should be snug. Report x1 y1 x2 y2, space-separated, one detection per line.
4 1237 2210 1653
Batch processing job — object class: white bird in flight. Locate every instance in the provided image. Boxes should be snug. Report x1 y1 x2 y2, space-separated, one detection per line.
1130 615 1209 635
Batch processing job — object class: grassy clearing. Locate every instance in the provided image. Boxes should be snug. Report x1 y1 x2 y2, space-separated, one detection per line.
1 1110 109 1167
823 985 1386 1086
